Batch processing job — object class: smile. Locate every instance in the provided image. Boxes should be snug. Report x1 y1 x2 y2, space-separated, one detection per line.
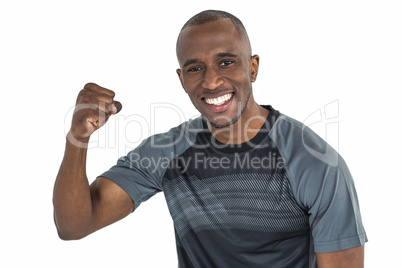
204 93 233 106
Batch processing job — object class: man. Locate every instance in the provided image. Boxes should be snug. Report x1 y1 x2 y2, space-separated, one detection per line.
54 10 367 267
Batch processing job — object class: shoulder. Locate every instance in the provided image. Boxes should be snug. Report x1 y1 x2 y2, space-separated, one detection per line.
133 116 204 157
269 114 340 168
268 111 367 253
100 116 206 209
269 113 349 208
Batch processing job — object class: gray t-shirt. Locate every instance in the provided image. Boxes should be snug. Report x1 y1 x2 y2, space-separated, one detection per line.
100 106 367 268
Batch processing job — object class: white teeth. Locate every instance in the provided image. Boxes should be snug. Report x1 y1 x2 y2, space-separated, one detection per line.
205 93 232 105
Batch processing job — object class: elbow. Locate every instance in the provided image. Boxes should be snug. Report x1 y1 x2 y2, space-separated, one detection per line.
58 234 83 241
56 227 88 241
57 232 75 241
54 217 89 241
53 211 92 241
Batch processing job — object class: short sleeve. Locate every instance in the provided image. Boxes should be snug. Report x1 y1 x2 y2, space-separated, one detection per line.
99 118 203 210
269 115 368 253
99 141 164 211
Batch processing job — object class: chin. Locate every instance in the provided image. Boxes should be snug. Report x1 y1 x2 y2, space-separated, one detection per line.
206 113 242 129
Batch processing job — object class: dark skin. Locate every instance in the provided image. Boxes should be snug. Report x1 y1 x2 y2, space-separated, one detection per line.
176 19 268 144
177 21 364 266
53 83 134 240
53 18 364 267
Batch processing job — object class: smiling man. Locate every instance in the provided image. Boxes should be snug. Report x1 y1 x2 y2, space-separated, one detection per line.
54 10 367 268
176 16 263 130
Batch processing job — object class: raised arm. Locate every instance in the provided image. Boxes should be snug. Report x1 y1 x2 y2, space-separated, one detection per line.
53 83 134 240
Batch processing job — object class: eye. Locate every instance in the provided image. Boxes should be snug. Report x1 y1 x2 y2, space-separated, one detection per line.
220 60 234 67
187 66 202 73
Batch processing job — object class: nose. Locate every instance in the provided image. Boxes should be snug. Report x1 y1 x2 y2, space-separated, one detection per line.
201 67 224 90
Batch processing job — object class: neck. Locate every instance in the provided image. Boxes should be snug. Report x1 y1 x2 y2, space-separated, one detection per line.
208 101 269 145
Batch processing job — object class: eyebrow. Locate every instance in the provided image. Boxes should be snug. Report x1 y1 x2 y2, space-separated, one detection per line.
182 53 238 69
183 58 200 69
216 52 238 58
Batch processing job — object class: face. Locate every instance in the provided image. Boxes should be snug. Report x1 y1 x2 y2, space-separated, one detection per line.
176 19 259 129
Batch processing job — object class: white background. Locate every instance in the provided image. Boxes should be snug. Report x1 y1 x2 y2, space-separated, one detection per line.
1 0 401 267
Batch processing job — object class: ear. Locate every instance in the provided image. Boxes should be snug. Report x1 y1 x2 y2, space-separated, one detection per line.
250 55 260 83
176 68 187 93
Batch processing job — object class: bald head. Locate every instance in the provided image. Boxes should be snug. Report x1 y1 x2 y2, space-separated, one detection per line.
176 10 252 57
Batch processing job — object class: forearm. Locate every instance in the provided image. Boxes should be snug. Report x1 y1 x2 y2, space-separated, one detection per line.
53 133 93 240
54 83 125 239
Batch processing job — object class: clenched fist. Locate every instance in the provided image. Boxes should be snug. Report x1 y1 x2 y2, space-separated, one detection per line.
69 83 122 144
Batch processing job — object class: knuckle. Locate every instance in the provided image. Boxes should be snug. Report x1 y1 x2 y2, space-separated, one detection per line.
78 93 92 104
84 82 97 89
82 82 116 99
77 89 86 98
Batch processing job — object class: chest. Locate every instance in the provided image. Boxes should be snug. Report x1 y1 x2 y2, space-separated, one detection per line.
162 148 309 236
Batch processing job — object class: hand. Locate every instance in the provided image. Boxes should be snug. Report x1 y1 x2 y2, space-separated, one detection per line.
69 83 122 144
